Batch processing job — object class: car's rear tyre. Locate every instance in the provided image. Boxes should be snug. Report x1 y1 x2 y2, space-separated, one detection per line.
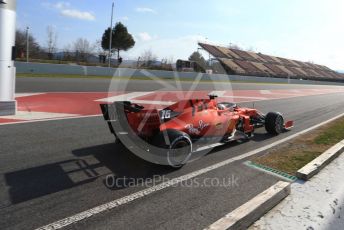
265 112 284 135
152 129 192 168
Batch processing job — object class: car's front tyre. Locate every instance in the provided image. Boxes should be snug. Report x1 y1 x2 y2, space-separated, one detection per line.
265 112 284 135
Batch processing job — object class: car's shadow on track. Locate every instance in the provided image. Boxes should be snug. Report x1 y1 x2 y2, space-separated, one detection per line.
73 142 176 191
4 159 99 205
4 142 175 205
250 132 278 142
4 131 275 205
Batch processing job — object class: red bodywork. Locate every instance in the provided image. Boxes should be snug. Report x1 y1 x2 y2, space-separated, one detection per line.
100 96 293 167
124 98 263 139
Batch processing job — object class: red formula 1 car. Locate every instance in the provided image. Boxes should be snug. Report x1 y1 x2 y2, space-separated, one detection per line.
100 94 293 167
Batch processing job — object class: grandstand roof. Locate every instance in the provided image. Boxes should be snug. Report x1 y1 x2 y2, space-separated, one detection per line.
198 43 343 81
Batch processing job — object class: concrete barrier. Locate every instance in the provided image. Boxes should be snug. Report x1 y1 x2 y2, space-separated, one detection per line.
204 181 291 230
15 62 344 86
296 139 344 180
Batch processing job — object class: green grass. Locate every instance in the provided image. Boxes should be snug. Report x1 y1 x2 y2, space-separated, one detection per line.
16 58 113 67
281 150 323 173
17 73 114 79
253 116 344 175
17 73 186 81
315 120 344 145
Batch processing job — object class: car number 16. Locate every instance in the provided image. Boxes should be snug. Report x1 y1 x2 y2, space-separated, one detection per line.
161 110 171 119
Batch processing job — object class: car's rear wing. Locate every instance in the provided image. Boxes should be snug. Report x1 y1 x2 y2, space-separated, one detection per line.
100 103 119 134
100 101 161 137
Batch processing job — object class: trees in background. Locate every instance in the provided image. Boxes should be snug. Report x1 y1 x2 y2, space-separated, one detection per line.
228 43 258 52
46 26 58 59
14 22 177 69
62 44 73 61
188 51 207 72
189 52 206 65
228 43 242 50
101 22 135 61
95 39 107 63
140 49 157 67
16 24 130 64
15 29 40 58
73 38 95 62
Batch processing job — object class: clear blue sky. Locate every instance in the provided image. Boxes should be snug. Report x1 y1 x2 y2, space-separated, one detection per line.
17 0 344 70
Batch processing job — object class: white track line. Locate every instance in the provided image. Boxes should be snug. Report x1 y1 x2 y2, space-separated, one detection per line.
209 91 226 97
130 100 175 106
0 114 102 126
35 112 344 230
15 93 46 98
0 111 80 120
221 96 268 100
260 90 307 96
96 92 154 102
260 90 271 94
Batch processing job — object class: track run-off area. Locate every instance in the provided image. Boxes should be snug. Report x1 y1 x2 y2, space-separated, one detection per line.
1 88 344 125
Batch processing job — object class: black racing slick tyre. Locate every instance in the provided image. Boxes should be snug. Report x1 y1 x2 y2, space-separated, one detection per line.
152 129 192 168
265 112 284 135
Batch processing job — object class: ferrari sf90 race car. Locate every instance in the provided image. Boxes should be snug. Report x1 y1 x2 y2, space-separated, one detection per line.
100 94 293 167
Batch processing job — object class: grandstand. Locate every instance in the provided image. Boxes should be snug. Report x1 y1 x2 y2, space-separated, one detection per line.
199 43 343 81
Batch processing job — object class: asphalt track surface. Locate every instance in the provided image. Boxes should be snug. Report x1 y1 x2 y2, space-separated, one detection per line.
1 77 344 229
